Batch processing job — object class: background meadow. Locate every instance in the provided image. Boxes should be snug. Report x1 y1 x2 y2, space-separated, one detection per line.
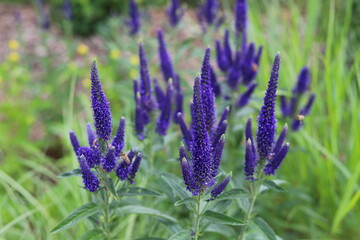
0 0 359 239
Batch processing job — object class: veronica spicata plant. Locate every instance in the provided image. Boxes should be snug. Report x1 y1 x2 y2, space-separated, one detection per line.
279 67 316 131
174 48 239 239
52 60 143 238
238 53 291 240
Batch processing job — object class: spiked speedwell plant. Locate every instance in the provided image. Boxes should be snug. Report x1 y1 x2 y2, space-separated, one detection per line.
238 53 290 240
52 60 144 238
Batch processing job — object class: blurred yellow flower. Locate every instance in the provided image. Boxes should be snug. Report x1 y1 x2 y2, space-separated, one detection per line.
130 55 139 66
129 69 138 79
77 44 89 55
8 52 20 62
8 40 19 50
110 49 122 60
82 77 91 89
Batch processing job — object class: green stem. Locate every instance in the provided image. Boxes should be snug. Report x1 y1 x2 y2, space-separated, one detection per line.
238 170 263 240
103 189 111 240
193 195 202 240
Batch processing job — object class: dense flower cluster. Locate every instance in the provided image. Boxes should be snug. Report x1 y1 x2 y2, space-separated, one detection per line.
279 67 316 131
244 54 290 179
69 60 142 192
133 31 184 139
177 48 229 197
214 0 263 108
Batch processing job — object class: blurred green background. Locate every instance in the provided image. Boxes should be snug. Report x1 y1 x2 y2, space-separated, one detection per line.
0 0 359 239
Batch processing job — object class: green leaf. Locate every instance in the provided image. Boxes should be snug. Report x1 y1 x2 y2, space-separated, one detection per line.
168 230 191 240
105 177 117 199
57 168 81 178
51 202 99 234
79 229 104 240
161 175 190 200
253 217 276 240
212 199 232 213
203 211 244 226
116 205 177 222
213 188 247 201
206 224 236 238
117 187 162 197
174 197 194 206
262 180 287 192
161 175 193 209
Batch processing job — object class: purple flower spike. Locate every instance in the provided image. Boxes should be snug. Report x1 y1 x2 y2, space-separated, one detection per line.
177 112 192 150
102 147 116 172
264 143 290 175
211 135 225 177
200 48 216 131
135 94 145 140
173 89 184 124
245 117 257 157
245 117 253 142
280 96 289 117
128 0 140 35
112 117 126 157
128 152 142 184
139 44 153 108
158 29 175 82
227 51 242 89
256 54 280 160
241 43 256 85
224 29 233 65
86 123 96 148
179 143 187 161
211 120 227 147
216 40 230 72
191 76 213 191
153 78 165 109
167 0 184 27
244 139 256 180
90 60 112 141
288 97 298 116
291 118 303 131
234 0 247 35
156 81 173 136
237 82 257 108
210 175 230 200
180 157 197 195
210 66 221 97
203 0 219 25
272 124 288 155
69 131 80 154
116 159 131 181
300 94 315 116
78 155 100 192
293 67 311 95
78 146 101 168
